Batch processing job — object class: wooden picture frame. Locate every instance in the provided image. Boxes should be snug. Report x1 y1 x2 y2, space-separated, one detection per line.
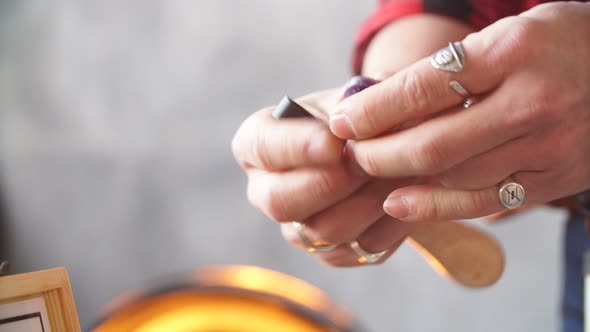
0 267 80 331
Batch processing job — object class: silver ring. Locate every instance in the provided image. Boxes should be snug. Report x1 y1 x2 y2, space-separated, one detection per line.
462 97 476 108
449 80 476 108
431 42 464 73
431 42 476 108
292 222 337 253
498 179 526 209
348 241 387 264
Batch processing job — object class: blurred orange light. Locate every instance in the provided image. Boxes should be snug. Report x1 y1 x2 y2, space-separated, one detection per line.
91 265 356 332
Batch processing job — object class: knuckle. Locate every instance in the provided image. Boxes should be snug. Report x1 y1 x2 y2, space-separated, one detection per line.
522 97 550 123
465 191 489 215
497 18 541 66
355 100 381 138
399 71 429 113
473 17 539 72
253 130 273 170
310 171 338 201
420 195 440 222
249 179 290 222
410 138 447 175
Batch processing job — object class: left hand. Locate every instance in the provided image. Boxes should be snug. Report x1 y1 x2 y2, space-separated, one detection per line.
328 2 590 223
231 87 413 267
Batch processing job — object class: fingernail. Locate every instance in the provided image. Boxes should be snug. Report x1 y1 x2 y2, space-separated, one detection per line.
329 112 355 139
384 196 410 219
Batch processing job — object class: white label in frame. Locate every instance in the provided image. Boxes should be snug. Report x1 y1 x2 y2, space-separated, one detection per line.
0 297 52 332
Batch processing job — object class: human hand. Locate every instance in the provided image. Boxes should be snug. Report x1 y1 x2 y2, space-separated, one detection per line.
232 87 412 266
328 2 590 223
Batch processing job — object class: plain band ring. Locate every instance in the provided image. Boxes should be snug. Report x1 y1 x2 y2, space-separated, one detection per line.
292 222 337 253
498 179 526 209
349 241 387 264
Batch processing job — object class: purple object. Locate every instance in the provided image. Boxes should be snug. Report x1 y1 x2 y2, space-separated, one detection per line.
342 76 379 98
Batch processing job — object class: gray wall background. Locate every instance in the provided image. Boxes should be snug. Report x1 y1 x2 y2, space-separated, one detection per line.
0 1 567 331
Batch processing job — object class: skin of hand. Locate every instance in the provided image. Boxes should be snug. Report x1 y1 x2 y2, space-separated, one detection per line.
329 2 590 224
232 14 474 266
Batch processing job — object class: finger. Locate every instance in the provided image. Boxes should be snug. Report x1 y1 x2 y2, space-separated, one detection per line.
355 216 410 253
437 135 545 190
348 83 530 177
232 107 345 170
382 172 549 223
435 115 575 190
329 22 519 140
246 164 368 222
384 184 502 223
300 178 414 245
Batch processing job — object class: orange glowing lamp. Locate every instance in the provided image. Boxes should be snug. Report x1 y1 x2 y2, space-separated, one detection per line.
89 265 361 332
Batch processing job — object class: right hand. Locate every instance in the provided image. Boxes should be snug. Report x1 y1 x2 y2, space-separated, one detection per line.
232 88 413 266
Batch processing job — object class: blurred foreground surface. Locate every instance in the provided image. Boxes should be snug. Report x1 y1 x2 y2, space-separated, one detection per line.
0 1 564 331
91 265 359 332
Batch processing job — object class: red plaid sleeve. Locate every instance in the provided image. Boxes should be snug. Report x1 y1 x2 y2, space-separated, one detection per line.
352 0 550 74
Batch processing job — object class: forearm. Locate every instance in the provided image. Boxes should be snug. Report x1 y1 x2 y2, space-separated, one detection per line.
361 13 474 76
